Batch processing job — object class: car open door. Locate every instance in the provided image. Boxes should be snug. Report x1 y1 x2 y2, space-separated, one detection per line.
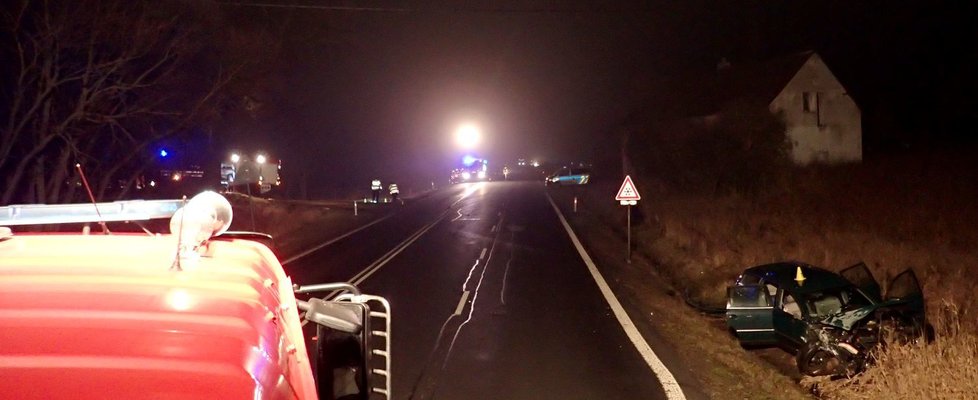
726 285 776 345
840 262 882 302
885 269 927 328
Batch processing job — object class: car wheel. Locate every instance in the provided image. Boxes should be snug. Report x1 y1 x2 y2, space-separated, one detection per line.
796 342 842 376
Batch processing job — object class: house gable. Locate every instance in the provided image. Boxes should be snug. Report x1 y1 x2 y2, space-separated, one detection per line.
771 53 862 164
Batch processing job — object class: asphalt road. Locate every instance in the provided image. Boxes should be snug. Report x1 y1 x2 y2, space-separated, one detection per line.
285 181 674 400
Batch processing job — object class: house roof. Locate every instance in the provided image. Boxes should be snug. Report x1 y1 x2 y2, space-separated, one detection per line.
665 51 816 119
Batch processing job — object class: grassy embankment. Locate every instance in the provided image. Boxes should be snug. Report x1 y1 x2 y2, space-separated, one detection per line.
226 193 390 258
616 149 978 398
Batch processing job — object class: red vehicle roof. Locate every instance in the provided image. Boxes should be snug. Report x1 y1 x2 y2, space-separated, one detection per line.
0 233 316 399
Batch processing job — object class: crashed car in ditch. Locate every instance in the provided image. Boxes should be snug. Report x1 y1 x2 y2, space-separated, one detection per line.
726 261 931 376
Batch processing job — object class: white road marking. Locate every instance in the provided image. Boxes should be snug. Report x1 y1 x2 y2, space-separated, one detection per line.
442 215 505 370
479 247 488 259
453 291 471 316
282 213 395 265
491 224 497 232
461 260 479 292
499 230 516 306
350 213 447 286
546 193 687 400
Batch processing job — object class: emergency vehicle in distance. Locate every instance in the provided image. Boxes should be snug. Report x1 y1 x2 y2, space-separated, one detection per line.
449 157 489 184
0 192 391 400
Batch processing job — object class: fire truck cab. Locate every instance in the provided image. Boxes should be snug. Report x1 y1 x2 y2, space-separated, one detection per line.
0 192 390 400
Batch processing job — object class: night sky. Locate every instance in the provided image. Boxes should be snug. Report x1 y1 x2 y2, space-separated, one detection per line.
214 1 978 197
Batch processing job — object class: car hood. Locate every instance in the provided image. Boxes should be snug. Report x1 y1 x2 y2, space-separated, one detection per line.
818 306 877 330
817 298 915 330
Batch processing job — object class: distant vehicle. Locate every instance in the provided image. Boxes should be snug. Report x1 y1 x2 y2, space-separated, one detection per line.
450 158 489 184
0 192 392 399
726 261 931 377
546 167 591 185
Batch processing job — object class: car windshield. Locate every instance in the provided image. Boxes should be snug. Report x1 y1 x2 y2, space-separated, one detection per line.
804 286 873 317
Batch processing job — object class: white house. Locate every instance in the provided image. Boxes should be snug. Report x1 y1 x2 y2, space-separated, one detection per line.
768 52 862 164
684 51 862 165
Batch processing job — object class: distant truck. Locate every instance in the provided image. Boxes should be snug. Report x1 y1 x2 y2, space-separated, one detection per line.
0 192 391 399
222 158 283 195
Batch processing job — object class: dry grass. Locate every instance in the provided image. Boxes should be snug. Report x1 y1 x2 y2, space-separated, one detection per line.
226 193 388 258
629 150 978 332
562 147 978 397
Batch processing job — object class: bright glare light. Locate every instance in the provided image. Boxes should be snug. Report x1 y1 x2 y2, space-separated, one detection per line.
477 170 486 179
462 155 477 166
256 154 266 164
230 153 240 163
532 161 540 167
159 149 169 158
455 124 481 148
461 171 471 180
165 289 194 311
172 173 182 182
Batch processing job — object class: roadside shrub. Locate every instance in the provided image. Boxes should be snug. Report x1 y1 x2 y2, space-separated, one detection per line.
629 98 789 196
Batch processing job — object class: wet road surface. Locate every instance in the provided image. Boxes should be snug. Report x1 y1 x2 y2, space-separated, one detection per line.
285 181 674 400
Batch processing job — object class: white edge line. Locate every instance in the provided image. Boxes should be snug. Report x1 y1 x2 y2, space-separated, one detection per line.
546 192 687 400
282 213 395 265
479 248 488 259
453 291 471 316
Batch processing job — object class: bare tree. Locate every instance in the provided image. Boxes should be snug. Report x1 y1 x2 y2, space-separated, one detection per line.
1 0 232 204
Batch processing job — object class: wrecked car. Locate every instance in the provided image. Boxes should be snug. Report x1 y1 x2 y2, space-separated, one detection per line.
725 261 931 376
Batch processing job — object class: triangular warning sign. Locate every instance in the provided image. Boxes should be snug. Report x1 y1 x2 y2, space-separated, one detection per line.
615 175 641 201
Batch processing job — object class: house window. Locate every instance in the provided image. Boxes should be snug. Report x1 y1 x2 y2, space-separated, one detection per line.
803 92 819 113
803 92 823 127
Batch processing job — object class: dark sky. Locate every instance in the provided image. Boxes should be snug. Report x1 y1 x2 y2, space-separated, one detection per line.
216 1 978 197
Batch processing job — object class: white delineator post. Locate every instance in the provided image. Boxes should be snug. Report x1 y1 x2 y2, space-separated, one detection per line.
354 200 358 216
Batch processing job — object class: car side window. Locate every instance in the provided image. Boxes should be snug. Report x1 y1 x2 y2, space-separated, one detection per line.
782 294 803 319
738 274 761 285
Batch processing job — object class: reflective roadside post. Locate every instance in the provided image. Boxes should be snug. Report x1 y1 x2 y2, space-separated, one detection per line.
615 175 641 264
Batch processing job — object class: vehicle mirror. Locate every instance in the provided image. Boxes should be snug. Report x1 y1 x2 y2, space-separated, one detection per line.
312 300 373 399
305 298 363 334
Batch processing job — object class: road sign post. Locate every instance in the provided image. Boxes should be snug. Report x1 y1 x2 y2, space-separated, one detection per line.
627 203 631 262
615 175 641 263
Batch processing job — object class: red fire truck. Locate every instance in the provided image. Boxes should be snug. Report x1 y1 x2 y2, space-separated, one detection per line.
0 192 390 399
